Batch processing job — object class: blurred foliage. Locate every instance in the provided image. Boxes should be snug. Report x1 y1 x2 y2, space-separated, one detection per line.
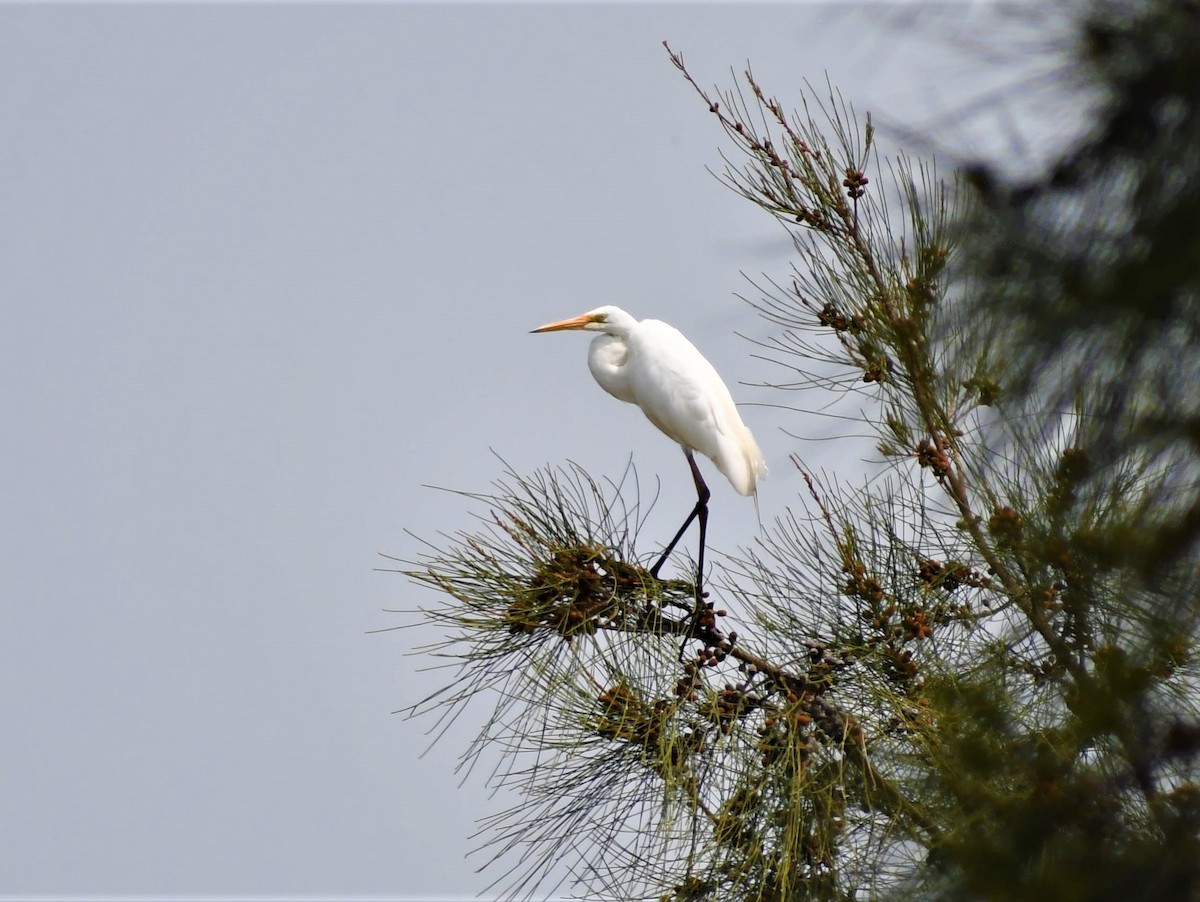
397 2 1200 899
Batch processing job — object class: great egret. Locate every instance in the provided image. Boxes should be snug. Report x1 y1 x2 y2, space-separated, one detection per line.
531 305 766 602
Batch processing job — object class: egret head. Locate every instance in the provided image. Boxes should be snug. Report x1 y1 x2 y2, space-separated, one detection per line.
531 306 633 335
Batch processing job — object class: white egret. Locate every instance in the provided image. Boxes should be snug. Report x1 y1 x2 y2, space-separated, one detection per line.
531 305 766 599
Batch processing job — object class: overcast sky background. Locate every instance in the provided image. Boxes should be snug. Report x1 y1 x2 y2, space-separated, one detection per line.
1 4 1080 899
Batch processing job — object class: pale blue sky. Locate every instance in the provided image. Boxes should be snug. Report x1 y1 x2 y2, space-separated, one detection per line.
0 4 1073 898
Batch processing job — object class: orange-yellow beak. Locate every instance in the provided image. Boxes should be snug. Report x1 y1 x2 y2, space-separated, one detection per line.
530 313 599 334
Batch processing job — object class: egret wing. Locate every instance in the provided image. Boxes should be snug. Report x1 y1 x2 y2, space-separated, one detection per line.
627 321 762 495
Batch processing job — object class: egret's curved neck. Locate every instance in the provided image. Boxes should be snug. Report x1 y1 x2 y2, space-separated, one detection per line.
588 333 636 403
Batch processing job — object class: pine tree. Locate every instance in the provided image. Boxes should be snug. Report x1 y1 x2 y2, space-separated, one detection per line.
396 3 1200 898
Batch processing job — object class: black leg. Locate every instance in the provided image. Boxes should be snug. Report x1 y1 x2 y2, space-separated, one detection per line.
649 450 711 582
649 503 701 578
677 452 711 661
695 491 708 603
689 452 710 607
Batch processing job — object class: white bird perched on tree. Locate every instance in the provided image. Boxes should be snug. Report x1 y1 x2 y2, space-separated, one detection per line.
531 305 766 598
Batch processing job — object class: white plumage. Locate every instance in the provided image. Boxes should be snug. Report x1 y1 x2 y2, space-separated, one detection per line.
531 305 766 497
